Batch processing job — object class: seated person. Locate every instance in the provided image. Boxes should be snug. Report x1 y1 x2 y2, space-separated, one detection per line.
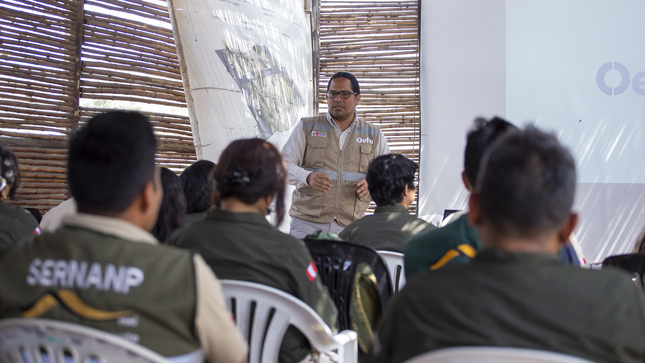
0 145 40 261
404 117 517 277
0 111 247 363
170 138 338 363
370 126 645 363
151 167 186 244
339 153 434 252
180 159 215 225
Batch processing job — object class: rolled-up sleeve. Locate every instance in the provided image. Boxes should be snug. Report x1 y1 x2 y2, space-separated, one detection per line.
193 254 248 363
283 120 312 188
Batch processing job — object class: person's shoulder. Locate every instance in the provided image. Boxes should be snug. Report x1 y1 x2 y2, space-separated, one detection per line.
0 204 37 228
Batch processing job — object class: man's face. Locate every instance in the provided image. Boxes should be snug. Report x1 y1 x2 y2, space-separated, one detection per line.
327 77 361 122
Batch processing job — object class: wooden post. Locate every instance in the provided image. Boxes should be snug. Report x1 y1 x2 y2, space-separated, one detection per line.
70 0 85 132
311 0 321 115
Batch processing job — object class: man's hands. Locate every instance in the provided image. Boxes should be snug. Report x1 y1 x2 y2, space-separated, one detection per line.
353 178 370 199
306 173 369 199
307 172 332 192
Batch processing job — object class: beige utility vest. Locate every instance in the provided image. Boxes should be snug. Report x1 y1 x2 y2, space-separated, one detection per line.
0 226 200 358
290 115 383 227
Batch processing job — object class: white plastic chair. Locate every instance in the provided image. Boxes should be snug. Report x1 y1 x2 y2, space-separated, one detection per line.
220 279 358 363
378 250 406 292
403 347 596 363
0 318 172 363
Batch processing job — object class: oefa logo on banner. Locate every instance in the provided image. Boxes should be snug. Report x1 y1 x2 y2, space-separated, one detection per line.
596 62 645 96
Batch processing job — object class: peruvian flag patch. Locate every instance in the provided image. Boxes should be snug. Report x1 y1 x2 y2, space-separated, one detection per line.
311 131 326 138
33 226 41 235
306 261 318 281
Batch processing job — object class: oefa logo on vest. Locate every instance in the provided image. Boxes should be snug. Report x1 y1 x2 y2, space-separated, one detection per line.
356 137 373 144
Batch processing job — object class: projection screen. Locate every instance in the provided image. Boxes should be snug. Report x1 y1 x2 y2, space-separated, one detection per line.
419 0 645 263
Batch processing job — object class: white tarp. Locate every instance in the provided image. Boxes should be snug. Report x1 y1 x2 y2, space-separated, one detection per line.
419 0 645 263
167 0 313 161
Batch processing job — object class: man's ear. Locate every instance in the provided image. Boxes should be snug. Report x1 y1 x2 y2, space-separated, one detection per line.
140 181 156 215
356 94 361 105
558 212 579 246
468 192 483 226
461 171 472 192
402 184 410 198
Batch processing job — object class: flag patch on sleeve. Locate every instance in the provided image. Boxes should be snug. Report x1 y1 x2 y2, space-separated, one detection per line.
306 261 318 281
311 131 326 138
33 227 41 235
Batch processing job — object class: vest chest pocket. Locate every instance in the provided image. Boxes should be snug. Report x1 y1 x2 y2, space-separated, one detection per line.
304 135 328 168
358 143 373 173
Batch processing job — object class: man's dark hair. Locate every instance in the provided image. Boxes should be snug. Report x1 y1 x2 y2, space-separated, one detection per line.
367 153 418 206
213 138 287 227
152 167 186 244
68 111 157 214
464 117 517 185
0 145 20 199
476 125 576 236
180 160 215 214
327 71 360 94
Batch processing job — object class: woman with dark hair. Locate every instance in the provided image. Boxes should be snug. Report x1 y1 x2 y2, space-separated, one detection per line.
171 138 337 363
151 167 186 244
0 146 39 260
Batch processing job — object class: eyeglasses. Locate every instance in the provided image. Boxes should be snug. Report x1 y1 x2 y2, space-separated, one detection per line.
326 90 358 99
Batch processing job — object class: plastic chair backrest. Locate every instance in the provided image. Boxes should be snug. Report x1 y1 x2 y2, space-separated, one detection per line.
403 347 597 363
220 280 358 363
377 250 406 292
602 253 645 289
0 318 172 363
303 238 392 331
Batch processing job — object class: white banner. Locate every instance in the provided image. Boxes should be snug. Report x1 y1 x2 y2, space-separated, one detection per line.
168 0 313 161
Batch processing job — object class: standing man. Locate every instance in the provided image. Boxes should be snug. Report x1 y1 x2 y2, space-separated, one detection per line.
283 72 390 239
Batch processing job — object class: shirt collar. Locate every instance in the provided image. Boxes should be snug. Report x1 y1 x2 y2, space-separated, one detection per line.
374 205 409 214
325 111 357 133
207 209 272 227
62 213 158 245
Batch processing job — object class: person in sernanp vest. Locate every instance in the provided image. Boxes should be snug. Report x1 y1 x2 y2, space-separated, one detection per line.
0 111 248 363
283 72 390 239
170 138 338 363
0 145 40 261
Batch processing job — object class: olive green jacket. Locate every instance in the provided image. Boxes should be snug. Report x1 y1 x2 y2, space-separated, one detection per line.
339 205 435 252
171 209 338 363
371 250 645 363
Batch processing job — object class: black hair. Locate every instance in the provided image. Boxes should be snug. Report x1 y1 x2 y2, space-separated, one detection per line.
68 111 157 214
180 160 216 214
464 117 518 185
151 167 186 244
327 71 360 94
213 138 287 227
25 208 42 223
0 146 20 199
476 125 576 237
366 153 418 206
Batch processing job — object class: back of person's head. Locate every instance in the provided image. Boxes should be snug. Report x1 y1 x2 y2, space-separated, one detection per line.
180 160 215 214
367 153 418 206
0 146 20 199
476 125 576 238
213 138 287 227
152 167 186 244
464 117 517 185
327 71 360 94
68 111 157 215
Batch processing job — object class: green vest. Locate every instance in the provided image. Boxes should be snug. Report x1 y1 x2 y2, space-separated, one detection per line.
0 225 200 358
290 115 383 227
